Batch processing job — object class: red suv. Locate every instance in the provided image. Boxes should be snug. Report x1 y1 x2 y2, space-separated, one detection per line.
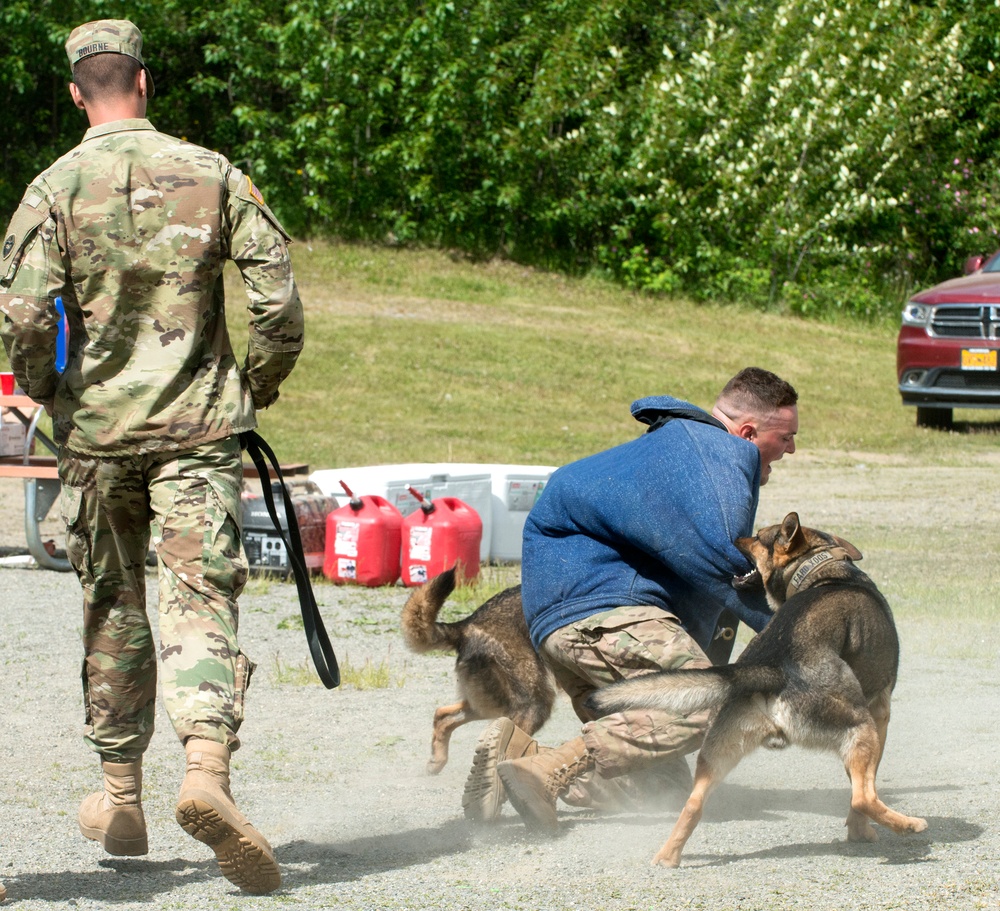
897 251 1000 428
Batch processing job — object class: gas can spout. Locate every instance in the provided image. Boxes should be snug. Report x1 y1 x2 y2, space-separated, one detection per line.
407 485 436 515
340 480 364 511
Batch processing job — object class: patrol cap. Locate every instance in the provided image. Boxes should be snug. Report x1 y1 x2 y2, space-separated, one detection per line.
65 19 155 97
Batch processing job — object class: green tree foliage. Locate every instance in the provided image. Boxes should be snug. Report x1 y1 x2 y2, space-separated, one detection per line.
3 0 1000 318
604 1 967 315
1 0 249 209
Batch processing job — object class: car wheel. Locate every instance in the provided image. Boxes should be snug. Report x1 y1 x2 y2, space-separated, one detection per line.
915 406 953 429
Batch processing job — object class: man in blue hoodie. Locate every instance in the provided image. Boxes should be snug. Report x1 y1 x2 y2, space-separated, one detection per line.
463 368 798 830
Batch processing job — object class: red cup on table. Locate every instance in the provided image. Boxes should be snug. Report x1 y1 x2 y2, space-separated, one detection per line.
0 373 14 396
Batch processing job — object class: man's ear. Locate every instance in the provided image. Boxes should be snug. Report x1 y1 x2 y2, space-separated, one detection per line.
734 421 756 442
69 82 86 111
138 68 149 99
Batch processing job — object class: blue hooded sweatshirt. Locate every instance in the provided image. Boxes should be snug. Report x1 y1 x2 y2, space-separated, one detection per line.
521 396 773 653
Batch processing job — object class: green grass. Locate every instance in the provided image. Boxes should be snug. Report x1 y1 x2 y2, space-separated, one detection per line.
8 240 998 469
269 651 322 686
269 650 405 688
336 653 406 690
221 240 1000 472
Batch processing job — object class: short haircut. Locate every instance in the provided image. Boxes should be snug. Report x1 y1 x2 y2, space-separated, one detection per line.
716 367 798 418
71 53 142 102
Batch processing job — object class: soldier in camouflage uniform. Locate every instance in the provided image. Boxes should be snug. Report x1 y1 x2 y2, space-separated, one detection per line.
463 369 799 832
0 20 302 896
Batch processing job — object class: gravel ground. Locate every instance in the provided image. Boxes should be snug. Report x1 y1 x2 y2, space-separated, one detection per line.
0 452 998 910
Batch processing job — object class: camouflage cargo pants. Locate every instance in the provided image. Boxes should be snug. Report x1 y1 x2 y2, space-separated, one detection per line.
58 436 253 762
540 604 712 807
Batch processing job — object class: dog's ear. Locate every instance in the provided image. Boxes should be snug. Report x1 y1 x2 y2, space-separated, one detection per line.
777 512 807 555
832 535 863 561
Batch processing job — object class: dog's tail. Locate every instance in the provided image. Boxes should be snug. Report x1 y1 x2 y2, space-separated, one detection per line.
585 665 786 717
400 566 464 654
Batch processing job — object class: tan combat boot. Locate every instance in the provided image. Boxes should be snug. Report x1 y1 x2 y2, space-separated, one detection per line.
175 739 280 895
497 736 594 832
462 717 540 822
78 759 149 856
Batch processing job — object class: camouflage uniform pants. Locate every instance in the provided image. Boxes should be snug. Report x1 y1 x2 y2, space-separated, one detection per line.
540 604 712 807
58 436 252 762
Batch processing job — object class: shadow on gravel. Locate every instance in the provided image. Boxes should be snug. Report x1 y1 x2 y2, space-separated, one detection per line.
277 817 477 884
2 856 229 904
684 783 956 825
267 809 978 886
680 835 932 869
561 813 979 870
3 812 978 898
678 815 976 869
2 819 486 901
547 786 979 871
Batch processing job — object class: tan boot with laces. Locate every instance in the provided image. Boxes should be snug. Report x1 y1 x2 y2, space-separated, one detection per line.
497 736 594 832
78 758 148 856
175 739 280 895
463 717 540 822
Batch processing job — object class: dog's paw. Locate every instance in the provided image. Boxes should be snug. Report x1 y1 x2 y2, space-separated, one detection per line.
905 816 928 834
651 848 682 868
426 758 447 775
846 813 879 843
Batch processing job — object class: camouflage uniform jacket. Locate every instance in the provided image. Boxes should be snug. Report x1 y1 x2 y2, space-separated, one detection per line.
0 118 303 455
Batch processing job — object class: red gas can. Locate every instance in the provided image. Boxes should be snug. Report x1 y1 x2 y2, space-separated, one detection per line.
401 487 482 586
323 482 403 587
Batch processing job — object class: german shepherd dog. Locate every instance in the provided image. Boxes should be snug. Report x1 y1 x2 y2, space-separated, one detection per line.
401 567 555 774
587 512 927 868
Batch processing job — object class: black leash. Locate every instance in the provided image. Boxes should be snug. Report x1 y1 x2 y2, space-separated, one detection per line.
240 430 340 689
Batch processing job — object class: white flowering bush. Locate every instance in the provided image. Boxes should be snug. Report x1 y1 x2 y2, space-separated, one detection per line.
599 0 969 314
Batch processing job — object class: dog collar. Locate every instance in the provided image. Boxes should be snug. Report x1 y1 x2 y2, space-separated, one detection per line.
787 548 854 595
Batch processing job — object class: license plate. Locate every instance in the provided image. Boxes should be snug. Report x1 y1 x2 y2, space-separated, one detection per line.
961 348 998 371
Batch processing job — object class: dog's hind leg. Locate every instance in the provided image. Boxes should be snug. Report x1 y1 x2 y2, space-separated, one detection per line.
429 700 480 774
845 688 891 841
652 701 771 868
842 716 927 841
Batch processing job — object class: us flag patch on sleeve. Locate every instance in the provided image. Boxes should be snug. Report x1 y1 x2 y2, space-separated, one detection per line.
247 178 265 206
